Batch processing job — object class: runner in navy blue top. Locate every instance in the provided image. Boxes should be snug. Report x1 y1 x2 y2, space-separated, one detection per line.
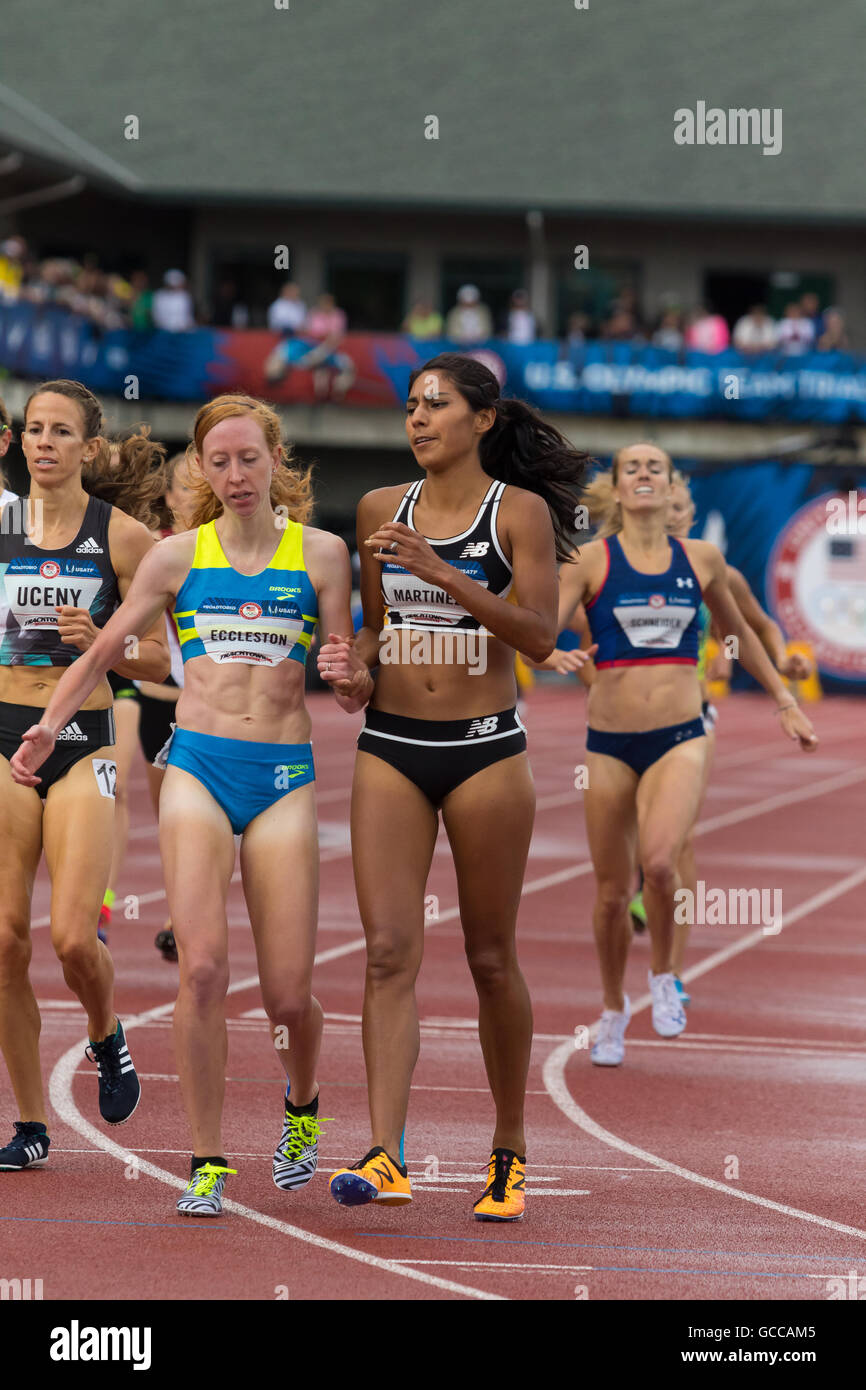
539 441 817 1067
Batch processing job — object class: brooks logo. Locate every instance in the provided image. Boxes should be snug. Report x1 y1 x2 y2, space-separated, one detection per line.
76 537 103 554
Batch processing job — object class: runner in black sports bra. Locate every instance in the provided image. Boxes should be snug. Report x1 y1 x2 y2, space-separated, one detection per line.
327 353 590 1223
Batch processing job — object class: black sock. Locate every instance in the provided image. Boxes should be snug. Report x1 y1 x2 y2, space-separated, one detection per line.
19 1121 48 1135
191 1154 227 1177
285 1091 319 1118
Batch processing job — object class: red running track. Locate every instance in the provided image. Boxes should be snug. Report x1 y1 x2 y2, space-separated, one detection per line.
2 687 865 1301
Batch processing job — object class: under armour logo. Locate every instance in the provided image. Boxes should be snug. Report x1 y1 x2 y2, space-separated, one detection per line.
466 716 499 738
676 577 694 588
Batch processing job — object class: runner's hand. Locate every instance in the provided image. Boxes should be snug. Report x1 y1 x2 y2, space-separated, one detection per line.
365 522 448 587
9 724 56 786
56 605 98 651
779 705 818 751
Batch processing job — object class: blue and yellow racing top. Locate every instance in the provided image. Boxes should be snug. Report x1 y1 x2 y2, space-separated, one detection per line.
173 519 318 668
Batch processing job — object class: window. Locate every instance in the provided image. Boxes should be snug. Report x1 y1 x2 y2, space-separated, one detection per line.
325 250 408 331
554 257 642 337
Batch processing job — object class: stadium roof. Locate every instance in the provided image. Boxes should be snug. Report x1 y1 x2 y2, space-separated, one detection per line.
1 0 863 221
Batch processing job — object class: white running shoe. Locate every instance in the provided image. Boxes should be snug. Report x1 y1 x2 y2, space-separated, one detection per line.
648 970 687 1037
591 996 631 1066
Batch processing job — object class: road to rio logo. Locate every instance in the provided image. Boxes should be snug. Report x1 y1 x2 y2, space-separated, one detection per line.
40 561 61 579
239 601 262 620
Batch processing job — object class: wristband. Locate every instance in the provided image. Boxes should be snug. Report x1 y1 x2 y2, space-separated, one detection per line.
774 701 797 715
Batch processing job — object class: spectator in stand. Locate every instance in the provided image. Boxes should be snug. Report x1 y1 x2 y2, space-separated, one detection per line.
817 307 849 352
775 300 815 355
268 281 307 334
611 286 646 336
402 298 443 338
601 306 639 341
685 305 730 353
652 308 685 351
733 304 778 354
505 289 536 344
0 237 27 301
151 269 195 332
445 284 493 344
563 311 591 351
129 270 154 331
306 291 347 341
800 291 825 342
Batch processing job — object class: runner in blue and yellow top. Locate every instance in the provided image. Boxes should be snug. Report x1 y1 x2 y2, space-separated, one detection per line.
11 393 375 1216
529 443 817 1069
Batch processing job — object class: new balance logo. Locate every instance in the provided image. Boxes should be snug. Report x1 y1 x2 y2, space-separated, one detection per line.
466 716 499 738
676 576 694 588
75 536 103 554
56 722 88 742
459 541 489 558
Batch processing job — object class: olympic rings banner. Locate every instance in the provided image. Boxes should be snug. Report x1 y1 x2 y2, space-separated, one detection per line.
3 302 866 423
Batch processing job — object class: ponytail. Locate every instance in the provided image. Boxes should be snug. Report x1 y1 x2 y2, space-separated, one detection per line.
408 354 591 563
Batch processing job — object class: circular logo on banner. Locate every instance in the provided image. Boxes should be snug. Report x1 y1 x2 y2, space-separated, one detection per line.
767 490 866 679
39 561 61 579
649 594 665 609
239 601 262 620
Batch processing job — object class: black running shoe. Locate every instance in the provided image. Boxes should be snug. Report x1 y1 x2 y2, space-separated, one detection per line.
85 1019 141 1125
155 928 177 962
0 1122 50 1171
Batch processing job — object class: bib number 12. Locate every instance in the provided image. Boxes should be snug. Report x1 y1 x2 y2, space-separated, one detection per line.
92 759 117 799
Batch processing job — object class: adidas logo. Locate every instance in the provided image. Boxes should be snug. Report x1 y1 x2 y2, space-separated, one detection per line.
56 721 88 742
75 536 103 554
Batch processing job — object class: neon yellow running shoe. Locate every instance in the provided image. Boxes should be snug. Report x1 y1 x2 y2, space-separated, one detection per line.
177 1162 237 1217
273 1101 332 1191
629 891 647 933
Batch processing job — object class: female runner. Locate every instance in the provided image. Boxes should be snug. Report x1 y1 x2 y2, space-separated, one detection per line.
137 452 197 962
328 354 589 1222
0 380 169 1172
12 394 370 1215
665 473 812 1001
545 441 817 1066
98 430 169 944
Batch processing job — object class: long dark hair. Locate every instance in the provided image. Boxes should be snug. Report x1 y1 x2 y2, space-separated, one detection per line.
23 379 165 529
407 354 591 562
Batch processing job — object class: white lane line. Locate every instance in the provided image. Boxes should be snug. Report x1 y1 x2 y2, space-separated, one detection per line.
543 866 866 1244
391 1260 593 1272
48 982 503 1302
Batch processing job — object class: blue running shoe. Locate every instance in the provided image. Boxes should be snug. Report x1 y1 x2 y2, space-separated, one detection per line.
0 1122 50 1170
85 1019 141 1125
674 976 691 1007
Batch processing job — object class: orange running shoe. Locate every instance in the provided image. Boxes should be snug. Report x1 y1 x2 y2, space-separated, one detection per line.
329 1146 412 1207
473 1148 525 1222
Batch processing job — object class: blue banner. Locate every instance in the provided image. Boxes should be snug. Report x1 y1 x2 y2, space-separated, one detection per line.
3 301 866 422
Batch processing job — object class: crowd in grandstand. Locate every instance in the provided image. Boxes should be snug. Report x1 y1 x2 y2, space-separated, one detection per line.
0 235 852 353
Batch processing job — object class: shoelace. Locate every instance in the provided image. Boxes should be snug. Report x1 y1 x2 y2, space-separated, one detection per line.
486 1152 514 1203
188 1163 237 1197
281 1112 332 1160
85 1035 123 1092
596 1013 618 1048
9 1123 43 1152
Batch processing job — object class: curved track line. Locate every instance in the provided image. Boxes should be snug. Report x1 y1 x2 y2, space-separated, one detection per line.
48 983 503 1302
543 868 866 1243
